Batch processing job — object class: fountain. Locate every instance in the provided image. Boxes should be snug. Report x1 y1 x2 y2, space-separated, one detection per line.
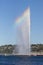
14 8 30 55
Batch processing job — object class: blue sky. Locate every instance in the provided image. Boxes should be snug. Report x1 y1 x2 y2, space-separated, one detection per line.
30 0 43 44
0 0 43 45
0 0 29 45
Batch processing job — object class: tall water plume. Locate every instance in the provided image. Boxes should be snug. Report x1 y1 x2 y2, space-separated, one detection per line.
14 8 30 55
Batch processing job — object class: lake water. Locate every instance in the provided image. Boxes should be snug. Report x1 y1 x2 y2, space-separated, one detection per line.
0 55 43 65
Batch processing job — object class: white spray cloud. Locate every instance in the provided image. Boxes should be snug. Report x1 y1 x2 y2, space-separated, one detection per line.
14 8 30 55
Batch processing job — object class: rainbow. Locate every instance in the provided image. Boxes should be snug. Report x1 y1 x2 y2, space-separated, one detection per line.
14 7 30 55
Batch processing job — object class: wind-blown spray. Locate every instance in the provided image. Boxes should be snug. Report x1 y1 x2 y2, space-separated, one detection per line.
14 8 30 55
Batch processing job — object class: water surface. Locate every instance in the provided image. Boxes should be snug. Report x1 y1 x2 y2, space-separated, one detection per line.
0 55 43 65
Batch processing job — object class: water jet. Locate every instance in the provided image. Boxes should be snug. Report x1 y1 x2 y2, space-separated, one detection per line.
14 8 30 55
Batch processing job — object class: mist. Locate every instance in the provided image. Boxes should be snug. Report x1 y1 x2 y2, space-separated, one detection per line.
14 8 30 55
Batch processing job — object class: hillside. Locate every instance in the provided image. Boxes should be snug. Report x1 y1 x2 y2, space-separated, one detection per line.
0 44 43 54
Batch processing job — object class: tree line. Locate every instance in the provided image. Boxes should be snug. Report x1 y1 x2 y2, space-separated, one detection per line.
31 44 43 52
0 44 43 54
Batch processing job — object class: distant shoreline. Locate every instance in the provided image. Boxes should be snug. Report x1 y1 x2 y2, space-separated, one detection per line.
0 52 43 56
31 52 43 56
